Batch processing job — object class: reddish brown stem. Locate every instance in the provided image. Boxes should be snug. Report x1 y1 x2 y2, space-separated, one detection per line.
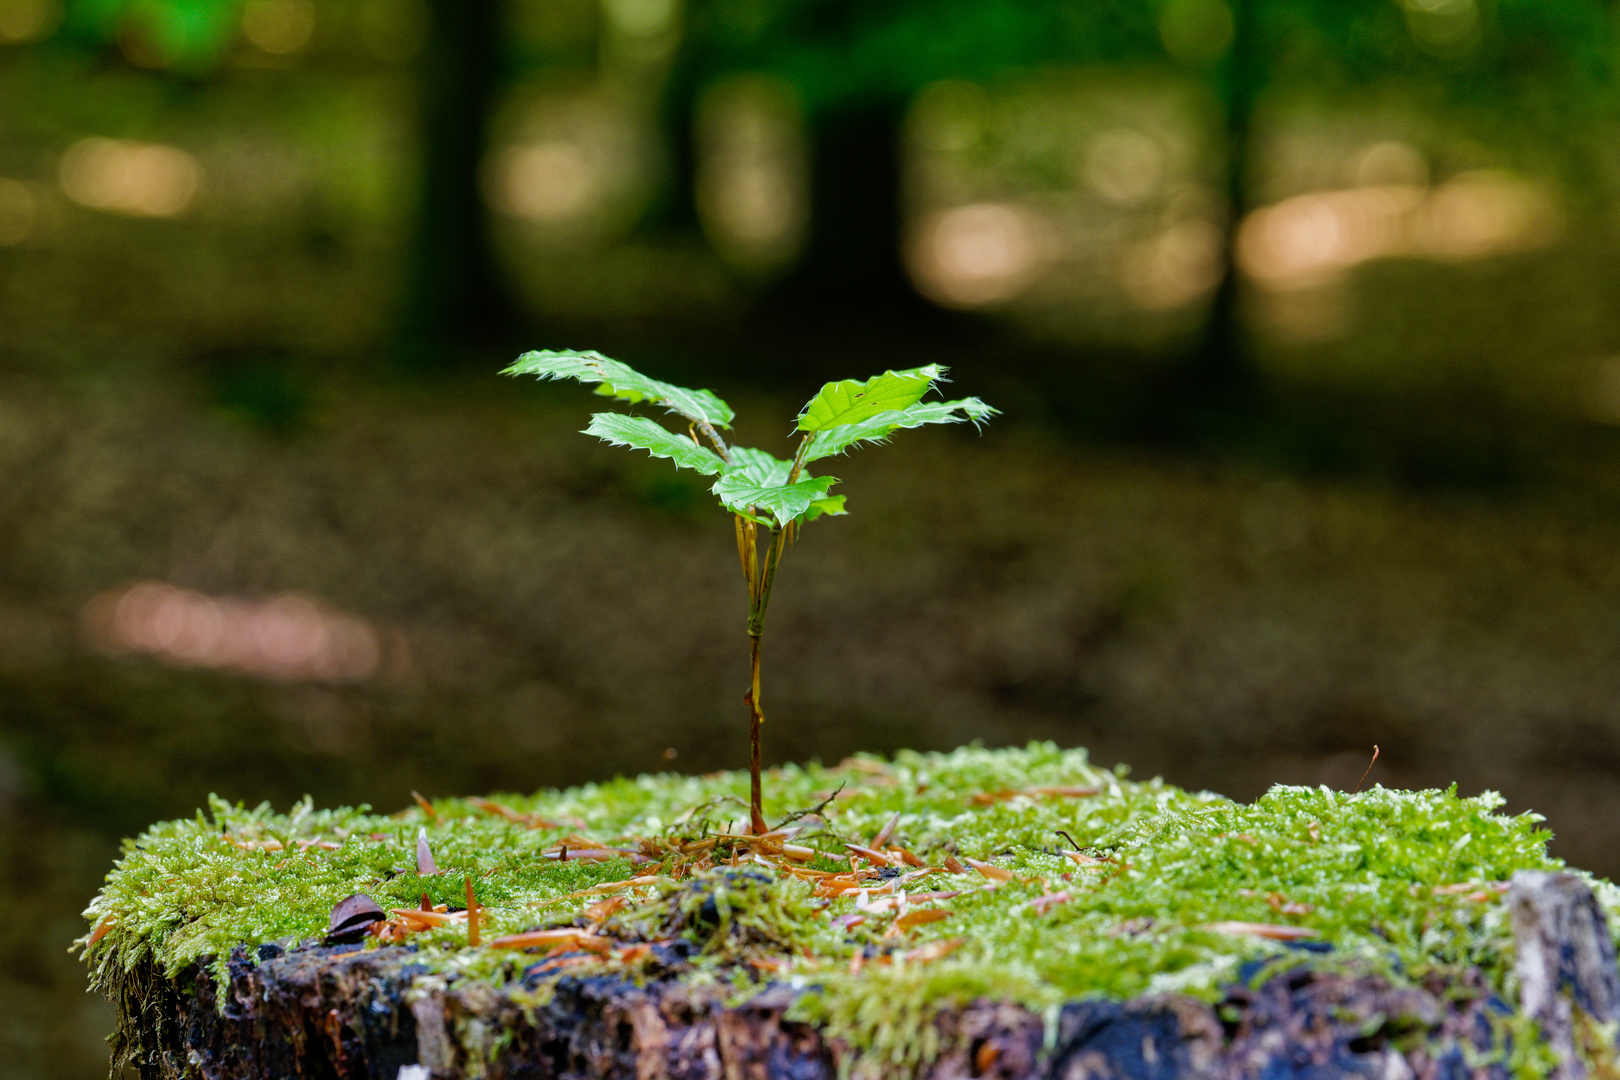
745 633 767 834
1353 745 1380 794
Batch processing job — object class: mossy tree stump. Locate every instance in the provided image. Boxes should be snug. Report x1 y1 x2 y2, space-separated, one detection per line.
80 746 1620 1079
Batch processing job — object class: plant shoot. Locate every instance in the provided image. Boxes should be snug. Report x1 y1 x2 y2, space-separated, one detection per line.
502 350 995 833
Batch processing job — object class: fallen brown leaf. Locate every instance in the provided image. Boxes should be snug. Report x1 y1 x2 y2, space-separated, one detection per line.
326 894 385 941
416 828 440 876
1204 921 1320 941
468 797 577 830
870 812 901 849
969 786 1101 805
85 916 116 949
1029 891 1072 915
964 857 1014 882
391 908 465 929
903 937 966 963
488 928 611 953
844 843 893 866
894 909 951 930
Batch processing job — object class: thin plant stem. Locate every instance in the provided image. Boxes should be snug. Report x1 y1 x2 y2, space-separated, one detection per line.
784 433 812 485
745 633 766 835
735 435 811 832
734 515 750 579
749 525 787 636
739 517 790 833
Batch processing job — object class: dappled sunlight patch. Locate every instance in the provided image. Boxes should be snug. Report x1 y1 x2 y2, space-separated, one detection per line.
1236 171 1561 291
81 580 383 684
58 138 202 219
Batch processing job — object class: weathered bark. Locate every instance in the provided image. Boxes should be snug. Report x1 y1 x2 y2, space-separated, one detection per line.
113 958 1520 1080
1509 869 1620 1080
112 872 1620 1080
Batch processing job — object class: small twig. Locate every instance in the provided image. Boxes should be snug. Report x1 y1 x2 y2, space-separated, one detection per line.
1353 746 1380 794
1056 830 1084 853
771 782 844 832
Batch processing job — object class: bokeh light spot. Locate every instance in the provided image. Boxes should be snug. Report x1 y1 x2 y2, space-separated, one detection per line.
0 0 61 43
1085 128 1165 207
1400 0 1479 56
1237 171 1557 288
1121 220 1224 310
695 74 807 274
488 141 595 222
58 138 202 218
241 0 316 56
1349 141 1429 190
910 202 1043 308
602 0 678 38
83 582 381 684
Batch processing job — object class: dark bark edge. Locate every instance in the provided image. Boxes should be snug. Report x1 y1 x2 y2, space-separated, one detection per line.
110 870 1620 1080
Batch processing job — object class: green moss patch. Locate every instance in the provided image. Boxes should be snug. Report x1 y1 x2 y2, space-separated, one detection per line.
78 743 1603 1068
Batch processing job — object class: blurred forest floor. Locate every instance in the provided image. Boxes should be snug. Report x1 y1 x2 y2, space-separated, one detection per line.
9 211 1620 1079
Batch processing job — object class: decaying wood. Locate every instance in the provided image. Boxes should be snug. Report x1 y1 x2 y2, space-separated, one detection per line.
1509 869 1620 1079
111 958 1518 1080
113 873 1620 1080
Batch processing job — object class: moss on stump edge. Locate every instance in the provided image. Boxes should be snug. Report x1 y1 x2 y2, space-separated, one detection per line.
78 743 1620 1078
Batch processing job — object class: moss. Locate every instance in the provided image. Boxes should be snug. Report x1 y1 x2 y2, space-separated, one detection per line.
660 866 821 961
78 742 1595 1072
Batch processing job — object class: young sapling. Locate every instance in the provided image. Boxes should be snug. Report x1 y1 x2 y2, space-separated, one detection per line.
502 351 995 833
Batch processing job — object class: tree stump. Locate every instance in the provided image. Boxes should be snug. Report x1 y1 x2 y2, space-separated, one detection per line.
111 870 1620 1080
1509 870 1620 1080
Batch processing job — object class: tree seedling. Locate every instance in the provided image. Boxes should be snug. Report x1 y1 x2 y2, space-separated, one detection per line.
503 350 996 834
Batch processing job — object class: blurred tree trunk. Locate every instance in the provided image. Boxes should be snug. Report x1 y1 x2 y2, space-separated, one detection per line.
650 57 703 237
1189 0 1260 411
757 101 933 356
398 0 516 363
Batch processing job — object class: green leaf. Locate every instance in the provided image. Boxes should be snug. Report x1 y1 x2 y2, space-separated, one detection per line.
795 365 948 432
802 397 998 464
722 446 848 527
803 495 848 522
713 471 840 529
583 414 726 475
504 349 735 429
726 446 794 487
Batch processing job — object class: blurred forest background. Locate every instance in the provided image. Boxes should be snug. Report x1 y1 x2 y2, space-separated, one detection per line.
5 0 1620 1074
